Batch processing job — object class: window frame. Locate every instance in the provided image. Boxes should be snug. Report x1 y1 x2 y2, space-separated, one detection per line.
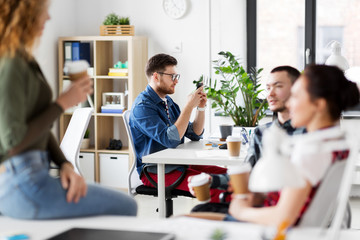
246 0 317 71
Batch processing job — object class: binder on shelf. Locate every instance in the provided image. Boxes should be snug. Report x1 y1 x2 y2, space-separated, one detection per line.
71 42 80 61
79 42 91 65
64 42 72 62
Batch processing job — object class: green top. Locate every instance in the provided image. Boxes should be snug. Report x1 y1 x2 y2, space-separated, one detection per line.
0 52 67 166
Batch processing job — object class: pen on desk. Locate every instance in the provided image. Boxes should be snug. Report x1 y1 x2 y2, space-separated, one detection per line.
3 234 30 240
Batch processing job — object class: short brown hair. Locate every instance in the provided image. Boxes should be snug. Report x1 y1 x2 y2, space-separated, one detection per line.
145 53 177 79
0 0 48 58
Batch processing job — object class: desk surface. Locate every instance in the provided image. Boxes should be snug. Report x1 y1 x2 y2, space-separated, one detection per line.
0 216 359 240
143 140 246 166
0 216 264 240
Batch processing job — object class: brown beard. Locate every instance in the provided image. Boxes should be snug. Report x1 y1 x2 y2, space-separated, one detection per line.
157 78 175 95
273 105 287 113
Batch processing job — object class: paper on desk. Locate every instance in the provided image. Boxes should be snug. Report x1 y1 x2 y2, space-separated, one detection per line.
195 150 229 158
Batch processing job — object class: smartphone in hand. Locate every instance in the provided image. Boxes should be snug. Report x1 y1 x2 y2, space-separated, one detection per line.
196 82 203 89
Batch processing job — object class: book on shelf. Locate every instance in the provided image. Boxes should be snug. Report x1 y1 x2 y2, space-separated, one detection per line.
108 68 128 76
109 68 128 73
108 72 128 77
101 105 124 114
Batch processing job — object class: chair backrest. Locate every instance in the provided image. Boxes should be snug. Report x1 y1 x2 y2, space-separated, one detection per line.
299 139 358 240
60 107 93 176
123 110 143 196
327 140 358 239
299 160 346 227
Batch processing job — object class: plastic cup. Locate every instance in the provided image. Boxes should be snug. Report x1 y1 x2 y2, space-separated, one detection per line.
189 173 211 203
226 136 241 158
227 163 251 195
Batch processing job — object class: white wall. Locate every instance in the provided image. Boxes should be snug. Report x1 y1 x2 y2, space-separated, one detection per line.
35 0 77 94
36 0 247 137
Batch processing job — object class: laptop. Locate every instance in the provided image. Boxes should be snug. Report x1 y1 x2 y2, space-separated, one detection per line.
47 228 176 240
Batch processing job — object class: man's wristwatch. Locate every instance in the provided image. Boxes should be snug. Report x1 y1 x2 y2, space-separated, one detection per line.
197 106 206 111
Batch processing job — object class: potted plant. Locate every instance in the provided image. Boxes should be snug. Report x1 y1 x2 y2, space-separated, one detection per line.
80 129 90 149
100 13 134 36
194 51 268 128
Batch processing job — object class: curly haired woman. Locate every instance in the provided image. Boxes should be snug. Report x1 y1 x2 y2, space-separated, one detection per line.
0 0 137 219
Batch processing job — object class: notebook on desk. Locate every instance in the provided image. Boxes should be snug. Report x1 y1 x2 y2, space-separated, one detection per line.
47 228 176 240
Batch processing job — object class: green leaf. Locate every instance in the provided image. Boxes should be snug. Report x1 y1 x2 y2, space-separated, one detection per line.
196 51 268 126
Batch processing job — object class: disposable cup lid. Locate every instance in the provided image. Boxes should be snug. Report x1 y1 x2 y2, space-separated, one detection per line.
227 163 251 175
64 60 89 74
189 173 209 187
226 136 241 142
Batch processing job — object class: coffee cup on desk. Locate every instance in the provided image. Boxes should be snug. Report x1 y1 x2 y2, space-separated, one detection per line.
189 173 211 203
227 163 251 195
226 136 241 158
64 60 89 81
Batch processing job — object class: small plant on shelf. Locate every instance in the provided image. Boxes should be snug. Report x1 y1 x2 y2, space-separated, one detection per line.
103 13 120 25
84 129 90 139
100 13 134 36
119 17 130 25
102 13 130 25
81 129 90 149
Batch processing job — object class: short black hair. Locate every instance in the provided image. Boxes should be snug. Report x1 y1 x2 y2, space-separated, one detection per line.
270 65 301 84
145 53 177 79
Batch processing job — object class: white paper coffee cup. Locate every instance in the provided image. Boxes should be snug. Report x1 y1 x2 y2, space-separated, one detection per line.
227 163 251 194
64 60 90 81
226 136 242 158
189 173 211 203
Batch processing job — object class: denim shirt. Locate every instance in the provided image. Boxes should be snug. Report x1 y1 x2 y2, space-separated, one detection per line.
129 85 203 176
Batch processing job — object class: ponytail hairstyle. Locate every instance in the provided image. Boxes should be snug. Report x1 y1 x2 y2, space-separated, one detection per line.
303 65 360 121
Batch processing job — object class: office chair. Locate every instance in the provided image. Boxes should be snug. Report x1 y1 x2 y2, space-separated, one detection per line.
298 138 358 240
60 107 93 175
299 160 351 228
123 110 193 218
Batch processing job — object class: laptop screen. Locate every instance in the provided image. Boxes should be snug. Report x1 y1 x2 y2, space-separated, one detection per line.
47 228 176 240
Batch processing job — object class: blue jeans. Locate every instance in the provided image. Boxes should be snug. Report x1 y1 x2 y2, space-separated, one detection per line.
0 151 137 219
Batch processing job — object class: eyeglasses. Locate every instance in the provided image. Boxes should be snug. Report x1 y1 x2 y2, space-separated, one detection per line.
157 72 180 81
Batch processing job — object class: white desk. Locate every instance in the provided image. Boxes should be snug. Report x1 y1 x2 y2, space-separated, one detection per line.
0 216 263 240
142 140 246 218
0 216 358 240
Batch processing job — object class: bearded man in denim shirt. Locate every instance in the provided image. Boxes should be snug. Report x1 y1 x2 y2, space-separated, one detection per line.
129 54 226 202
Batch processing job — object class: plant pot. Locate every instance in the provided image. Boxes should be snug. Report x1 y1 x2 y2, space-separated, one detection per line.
80 138 90 149
100 25 134 36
